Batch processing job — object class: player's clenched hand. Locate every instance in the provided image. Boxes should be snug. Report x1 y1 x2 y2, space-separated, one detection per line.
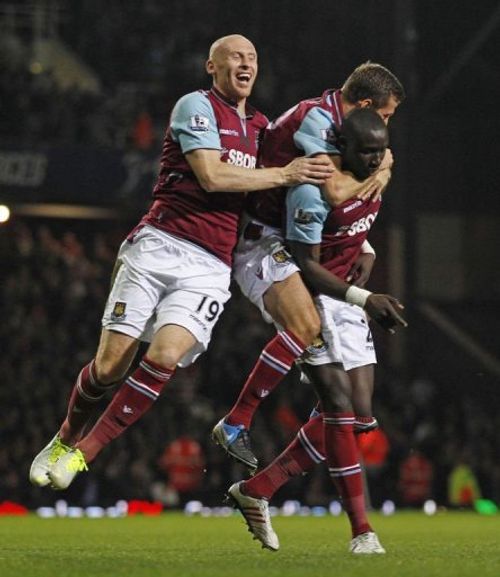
356 170 391 203
282 156 334 186
356 179 382 203
346 253 375 287
365 294 408 334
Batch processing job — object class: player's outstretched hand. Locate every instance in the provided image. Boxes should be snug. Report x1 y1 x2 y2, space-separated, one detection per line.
282 156 334 186
365 294 408 334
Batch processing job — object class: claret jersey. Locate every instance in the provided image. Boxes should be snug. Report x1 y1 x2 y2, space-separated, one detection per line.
138 87 268 266
286 183 381 281
245 89 344 229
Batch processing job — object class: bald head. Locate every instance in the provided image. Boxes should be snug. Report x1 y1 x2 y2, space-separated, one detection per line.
206 34 258 107
208 34 255 60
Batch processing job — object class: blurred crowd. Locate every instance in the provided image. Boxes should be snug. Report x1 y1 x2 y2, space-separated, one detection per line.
0 53 160 150
1 218 499 510
0 0 381 150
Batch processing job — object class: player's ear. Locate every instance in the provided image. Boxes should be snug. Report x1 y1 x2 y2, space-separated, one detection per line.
357 98 372 109
206 59 215 75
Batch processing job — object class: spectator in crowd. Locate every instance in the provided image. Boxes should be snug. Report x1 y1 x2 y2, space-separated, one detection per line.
157 436 206 504
398 448 434 507
357 427 391 509
448 450 482 507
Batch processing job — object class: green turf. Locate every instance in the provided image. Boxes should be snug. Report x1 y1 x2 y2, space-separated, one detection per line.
0 512 498 577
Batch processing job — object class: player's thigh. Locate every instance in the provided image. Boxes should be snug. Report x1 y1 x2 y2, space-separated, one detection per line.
263 272 320 343
149 274 231 369
101 236 166 342
348 365 375 416
233 233 300 324
302 362 352 413
94 328 140 383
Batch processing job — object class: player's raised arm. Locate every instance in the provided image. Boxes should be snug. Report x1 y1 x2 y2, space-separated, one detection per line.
318 153 392 206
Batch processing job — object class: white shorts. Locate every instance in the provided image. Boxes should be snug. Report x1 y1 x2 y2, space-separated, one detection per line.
302 295 377 371
102 225 231 367
233 215 299 322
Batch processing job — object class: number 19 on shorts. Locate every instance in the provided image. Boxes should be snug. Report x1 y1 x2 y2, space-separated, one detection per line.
195 295 221 322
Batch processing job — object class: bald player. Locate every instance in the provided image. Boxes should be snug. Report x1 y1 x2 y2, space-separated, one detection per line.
29 34 334 490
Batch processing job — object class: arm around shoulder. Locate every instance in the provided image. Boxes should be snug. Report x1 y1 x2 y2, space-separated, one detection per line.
320 155 392 206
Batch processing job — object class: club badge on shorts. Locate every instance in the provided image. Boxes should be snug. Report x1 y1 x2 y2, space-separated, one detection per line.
272 248 291 264
304 334 329 357
111 301 127 321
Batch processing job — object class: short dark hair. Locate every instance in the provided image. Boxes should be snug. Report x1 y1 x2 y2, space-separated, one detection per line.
342 108 388 140
342 62 405 108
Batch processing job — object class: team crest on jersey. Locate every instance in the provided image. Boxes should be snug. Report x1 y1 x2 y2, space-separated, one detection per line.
190 114 210 132
294 208 313 224
111 301 127 320
304 335 329 356
272 248 291 264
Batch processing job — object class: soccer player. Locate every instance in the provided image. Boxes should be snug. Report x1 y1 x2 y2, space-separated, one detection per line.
227 108 397 554
213 62 406 471
28 34 336 490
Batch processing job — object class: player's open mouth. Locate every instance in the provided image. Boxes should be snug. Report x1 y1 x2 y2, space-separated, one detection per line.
236 73 252 84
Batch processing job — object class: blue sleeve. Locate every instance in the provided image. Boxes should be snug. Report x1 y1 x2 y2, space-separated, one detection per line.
293 107 340 157
286 184 330 244
170 92 221 153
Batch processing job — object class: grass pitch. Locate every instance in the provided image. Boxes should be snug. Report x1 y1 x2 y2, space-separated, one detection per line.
0 511 498 577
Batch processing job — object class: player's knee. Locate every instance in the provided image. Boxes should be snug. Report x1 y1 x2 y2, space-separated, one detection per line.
289 309 321 345
322 394 352 413
304 315 322 345
94 357 127 384
316 381 352 413
145 346 180 371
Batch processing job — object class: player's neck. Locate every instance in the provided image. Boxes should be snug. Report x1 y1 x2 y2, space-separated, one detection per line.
236 100 247 115
211 85 247 115
341 98 356 116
